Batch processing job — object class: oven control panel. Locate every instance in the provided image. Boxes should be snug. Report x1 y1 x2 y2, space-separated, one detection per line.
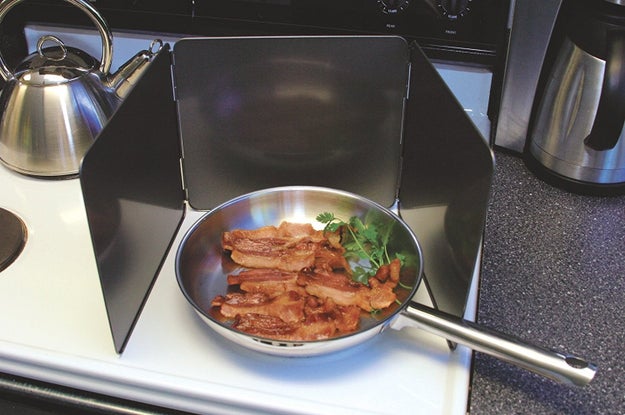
192 0 510 63
7 0 510 64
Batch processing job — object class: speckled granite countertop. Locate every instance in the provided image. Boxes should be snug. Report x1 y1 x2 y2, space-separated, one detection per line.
469 150 625 415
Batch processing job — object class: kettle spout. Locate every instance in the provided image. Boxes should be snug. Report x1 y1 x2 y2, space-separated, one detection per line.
107 39 164 98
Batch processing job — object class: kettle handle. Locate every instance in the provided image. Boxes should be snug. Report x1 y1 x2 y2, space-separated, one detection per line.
0 0 113 81
584 30 625 151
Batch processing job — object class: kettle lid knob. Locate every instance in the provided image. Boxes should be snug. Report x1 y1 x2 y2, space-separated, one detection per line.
12 35 100 84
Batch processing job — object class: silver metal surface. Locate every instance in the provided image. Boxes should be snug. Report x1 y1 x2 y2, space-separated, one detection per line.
175 186 597 386
0 0 159 177
109 39 163 98
494 0 562 152
398 302 597 387
0 0 114 177
0 70 120 177
529 38 625 183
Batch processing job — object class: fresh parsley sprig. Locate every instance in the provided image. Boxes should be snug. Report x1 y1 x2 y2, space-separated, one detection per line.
316 212 405 285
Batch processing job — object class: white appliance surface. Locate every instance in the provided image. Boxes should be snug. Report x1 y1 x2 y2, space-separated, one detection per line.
0 26 490 415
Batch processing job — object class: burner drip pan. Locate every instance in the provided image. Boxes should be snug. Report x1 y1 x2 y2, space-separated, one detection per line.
0 208 26 272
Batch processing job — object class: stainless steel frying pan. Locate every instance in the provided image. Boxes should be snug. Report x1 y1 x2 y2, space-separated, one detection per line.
175 186 596 387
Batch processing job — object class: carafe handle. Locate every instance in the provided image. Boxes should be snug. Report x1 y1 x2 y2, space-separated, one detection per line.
584 30 625 151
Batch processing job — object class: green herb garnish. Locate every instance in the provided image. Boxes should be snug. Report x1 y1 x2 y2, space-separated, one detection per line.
316 212 405 285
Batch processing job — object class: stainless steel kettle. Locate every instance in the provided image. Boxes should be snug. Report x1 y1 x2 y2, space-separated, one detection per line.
526 0 625 194
0 0 162 178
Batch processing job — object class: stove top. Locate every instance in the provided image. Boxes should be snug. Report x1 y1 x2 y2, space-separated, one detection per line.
0 164 479 414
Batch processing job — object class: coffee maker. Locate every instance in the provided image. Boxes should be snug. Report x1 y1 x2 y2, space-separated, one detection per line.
495 0 625 195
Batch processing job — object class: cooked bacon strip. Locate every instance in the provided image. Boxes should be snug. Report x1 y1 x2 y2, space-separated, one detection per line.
298 269 371 311
232 313 298 338
213 291 305 323
367 279 399 311
314 242 352 275
222 222 328 271
370 257 401 283
233 313 336 341
304 297 361 334
227 268 306 297
231 300 361 341
214 222 403 341
367 258 401 310
299 258 401 312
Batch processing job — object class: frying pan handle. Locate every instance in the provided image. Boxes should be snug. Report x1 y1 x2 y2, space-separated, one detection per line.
397 301 597 387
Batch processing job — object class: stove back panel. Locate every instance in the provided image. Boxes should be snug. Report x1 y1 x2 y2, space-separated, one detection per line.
173 36 410 209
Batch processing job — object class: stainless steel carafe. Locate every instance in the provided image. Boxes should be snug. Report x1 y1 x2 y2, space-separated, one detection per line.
526 0 625 194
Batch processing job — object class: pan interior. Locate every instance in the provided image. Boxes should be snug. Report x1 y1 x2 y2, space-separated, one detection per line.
176 187 422 346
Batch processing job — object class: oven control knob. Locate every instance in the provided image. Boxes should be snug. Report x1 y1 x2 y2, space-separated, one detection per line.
438 0 472 21
378 0 409 15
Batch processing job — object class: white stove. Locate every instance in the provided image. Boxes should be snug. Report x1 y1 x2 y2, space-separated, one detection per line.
0 26 490 415
0 165 480 414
